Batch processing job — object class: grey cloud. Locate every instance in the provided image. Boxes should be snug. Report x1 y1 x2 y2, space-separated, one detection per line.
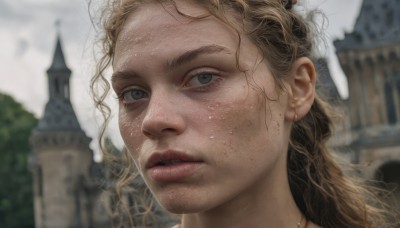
0 0 32 21
15 38 29 57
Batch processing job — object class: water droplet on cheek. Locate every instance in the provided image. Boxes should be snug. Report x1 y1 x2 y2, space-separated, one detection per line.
209 135 215 139
208 116 213 120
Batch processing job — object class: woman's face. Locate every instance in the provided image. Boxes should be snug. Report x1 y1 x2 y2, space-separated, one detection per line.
112 0 293 214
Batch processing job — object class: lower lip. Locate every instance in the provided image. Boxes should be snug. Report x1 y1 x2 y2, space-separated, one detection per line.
147 162 203 183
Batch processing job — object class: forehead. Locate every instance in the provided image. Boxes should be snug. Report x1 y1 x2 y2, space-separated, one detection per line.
116 1 215 44
113 1 243 68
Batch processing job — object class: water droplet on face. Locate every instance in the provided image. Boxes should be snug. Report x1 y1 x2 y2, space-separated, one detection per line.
229 131 233 134
209 135 215 139
208 116 213 120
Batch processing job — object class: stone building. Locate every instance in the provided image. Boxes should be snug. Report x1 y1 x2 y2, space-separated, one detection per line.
29 34 110 228
334 0 400 209
29 33 176 228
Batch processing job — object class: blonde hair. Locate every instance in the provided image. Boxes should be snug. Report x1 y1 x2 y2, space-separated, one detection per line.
90 0 395 227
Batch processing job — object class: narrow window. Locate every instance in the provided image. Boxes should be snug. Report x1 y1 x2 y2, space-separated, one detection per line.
54 78 60 95
64 84 69 99
385 80 397 124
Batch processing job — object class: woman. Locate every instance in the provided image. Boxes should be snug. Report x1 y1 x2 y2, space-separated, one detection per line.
91 0 390 227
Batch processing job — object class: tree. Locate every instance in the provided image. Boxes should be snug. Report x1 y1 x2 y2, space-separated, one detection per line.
0 93 37 227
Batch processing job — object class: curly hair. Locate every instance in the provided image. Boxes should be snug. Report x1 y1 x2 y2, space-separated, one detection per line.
90 0 394 227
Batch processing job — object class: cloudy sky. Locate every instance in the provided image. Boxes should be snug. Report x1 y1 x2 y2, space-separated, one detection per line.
0 0 363 156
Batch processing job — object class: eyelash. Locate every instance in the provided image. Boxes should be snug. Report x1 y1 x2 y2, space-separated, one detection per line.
117 87 149 106
183 71 222 91
116 70 223 106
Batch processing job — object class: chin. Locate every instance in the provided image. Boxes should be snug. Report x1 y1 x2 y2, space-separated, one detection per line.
156 193 212 214
159 199 204 214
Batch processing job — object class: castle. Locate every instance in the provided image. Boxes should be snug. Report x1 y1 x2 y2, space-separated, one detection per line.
29 34 111 227
29 33 176 227
334 0 400 208
29 0 400 226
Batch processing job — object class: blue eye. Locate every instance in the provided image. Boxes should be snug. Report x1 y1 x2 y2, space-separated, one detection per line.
197 73 213 84
122 88 148 102
187 72 215 87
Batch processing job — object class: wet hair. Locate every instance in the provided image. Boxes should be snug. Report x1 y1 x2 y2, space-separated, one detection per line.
90 0 394 227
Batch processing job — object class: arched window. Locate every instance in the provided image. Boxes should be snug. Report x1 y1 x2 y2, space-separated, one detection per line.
376 161 400 184
375 160 400 220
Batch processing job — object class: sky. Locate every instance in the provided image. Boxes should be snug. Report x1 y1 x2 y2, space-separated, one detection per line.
0 0 363 157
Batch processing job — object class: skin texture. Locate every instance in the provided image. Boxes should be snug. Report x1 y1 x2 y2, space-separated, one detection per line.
111 1 317 227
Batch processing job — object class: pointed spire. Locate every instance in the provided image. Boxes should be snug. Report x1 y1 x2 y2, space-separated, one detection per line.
34 29 83 133
48 20 70 72
48 33 69 71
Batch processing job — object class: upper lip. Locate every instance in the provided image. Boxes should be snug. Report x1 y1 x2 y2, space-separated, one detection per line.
145 150 202 169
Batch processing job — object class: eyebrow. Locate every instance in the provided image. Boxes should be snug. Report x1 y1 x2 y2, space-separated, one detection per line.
168 45 231 69
111 44 231 83
111 70 139 84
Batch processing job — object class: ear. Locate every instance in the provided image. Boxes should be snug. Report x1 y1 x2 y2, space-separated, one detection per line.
285 57 316 122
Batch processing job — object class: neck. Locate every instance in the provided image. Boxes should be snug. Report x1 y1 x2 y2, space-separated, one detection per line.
180 157 303 228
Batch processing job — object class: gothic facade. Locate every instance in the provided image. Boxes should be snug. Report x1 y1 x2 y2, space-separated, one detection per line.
334 0 400 210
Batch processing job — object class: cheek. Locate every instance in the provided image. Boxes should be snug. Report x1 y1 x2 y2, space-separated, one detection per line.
207 93 266 149
209 88 285 163
118 110 143 157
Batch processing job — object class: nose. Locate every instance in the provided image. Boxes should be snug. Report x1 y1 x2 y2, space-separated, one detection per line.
141 93 186 139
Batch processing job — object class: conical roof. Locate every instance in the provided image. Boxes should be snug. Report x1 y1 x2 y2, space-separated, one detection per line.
35 34 82 133
48 34 70 72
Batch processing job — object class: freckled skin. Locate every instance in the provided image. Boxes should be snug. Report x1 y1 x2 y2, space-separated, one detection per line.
112 1 302 227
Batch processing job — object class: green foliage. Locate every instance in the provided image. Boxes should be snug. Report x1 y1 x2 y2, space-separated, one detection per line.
0 93 37 228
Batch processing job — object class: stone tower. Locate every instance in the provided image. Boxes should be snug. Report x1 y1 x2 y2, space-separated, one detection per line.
30 33 97 228
334 0 400 210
